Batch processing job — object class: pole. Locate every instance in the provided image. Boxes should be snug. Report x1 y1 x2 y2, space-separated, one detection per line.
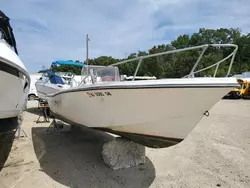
86 34 89 66
86 34 90 77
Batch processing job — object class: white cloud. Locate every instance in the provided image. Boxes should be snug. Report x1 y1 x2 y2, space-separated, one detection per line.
1 0 250 72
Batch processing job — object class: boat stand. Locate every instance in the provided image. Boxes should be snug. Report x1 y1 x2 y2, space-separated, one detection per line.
15 113 27 140
16 123 27 140
46 117 64 133
36 99 50 123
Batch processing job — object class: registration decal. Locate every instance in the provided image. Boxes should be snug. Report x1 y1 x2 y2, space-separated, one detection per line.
86 91 112 97
86 92 96 97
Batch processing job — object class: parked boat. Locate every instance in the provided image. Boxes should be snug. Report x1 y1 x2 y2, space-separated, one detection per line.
47 44 239 148
0 10 30 129
35 60 84 101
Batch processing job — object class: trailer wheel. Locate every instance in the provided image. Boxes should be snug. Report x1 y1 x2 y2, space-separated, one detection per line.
28 94 36 101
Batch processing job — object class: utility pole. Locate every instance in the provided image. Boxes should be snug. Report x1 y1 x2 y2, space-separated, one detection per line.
85 34 90 77
86 34 90 66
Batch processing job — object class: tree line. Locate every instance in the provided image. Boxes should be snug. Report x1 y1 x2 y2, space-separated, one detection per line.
40 28 250 78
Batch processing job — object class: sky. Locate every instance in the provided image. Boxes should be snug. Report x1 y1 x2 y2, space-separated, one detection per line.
2 0 250 72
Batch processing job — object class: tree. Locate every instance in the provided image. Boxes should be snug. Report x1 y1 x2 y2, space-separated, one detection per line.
38 28 249 78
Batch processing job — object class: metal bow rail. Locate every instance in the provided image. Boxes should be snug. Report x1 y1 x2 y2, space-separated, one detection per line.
78 43 238 85
108 44 238 80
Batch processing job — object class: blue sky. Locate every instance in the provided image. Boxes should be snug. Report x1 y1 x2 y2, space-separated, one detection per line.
2 0 250 72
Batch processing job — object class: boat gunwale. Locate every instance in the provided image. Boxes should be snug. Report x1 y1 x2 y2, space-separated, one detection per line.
0 55 30 84
47 82 238 97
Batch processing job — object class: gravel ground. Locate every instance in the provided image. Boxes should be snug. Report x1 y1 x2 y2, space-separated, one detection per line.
0 99 250 188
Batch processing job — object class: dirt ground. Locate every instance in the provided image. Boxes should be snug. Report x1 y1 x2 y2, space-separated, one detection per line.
0 99 250 188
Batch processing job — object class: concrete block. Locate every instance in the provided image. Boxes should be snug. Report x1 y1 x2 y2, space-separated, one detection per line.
102 137 146 170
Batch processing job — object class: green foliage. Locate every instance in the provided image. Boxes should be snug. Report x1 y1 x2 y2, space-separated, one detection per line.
38 70 46 73
51 65 82 75
38 28 250 78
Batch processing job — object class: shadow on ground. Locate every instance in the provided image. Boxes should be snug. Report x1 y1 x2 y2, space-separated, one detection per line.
0 120 17 171
25 106 52 123
0 118 19 133
32 125 155 188
25 106 41 116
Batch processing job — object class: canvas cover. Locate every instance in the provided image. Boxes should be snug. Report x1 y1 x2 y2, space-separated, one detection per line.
0 10 18 54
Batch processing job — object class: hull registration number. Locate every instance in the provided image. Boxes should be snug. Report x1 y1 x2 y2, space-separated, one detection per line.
86 91 112 97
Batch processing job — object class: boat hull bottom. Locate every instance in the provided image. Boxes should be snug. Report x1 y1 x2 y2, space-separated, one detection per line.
93 127 183 148
50 112 183 148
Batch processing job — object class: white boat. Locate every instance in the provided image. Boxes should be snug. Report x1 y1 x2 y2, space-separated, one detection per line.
35 70 71 101
56 72 83 87
35 60 84 101
48 43 239 148
0 11 30 123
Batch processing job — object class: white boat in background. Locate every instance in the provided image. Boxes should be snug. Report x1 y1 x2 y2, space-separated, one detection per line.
48 43 239 148
35 60 84 101
0 10 30 126
35 70 71 101
56 72 83 87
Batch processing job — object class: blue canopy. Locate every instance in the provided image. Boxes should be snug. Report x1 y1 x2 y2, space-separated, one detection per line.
51 60 85 67
44 70 55 77
50 74 64 85
43 70 65 85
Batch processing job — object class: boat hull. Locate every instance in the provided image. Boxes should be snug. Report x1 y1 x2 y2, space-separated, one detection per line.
48 82 235 148
0 14 29 132
36 83 60 101
0 70 28 119
35 82 71 101
0 42 30 121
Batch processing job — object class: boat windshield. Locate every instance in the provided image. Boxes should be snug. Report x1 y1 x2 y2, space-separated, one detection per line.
81 65 105 76
80 65 120 84
95 67 120 82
